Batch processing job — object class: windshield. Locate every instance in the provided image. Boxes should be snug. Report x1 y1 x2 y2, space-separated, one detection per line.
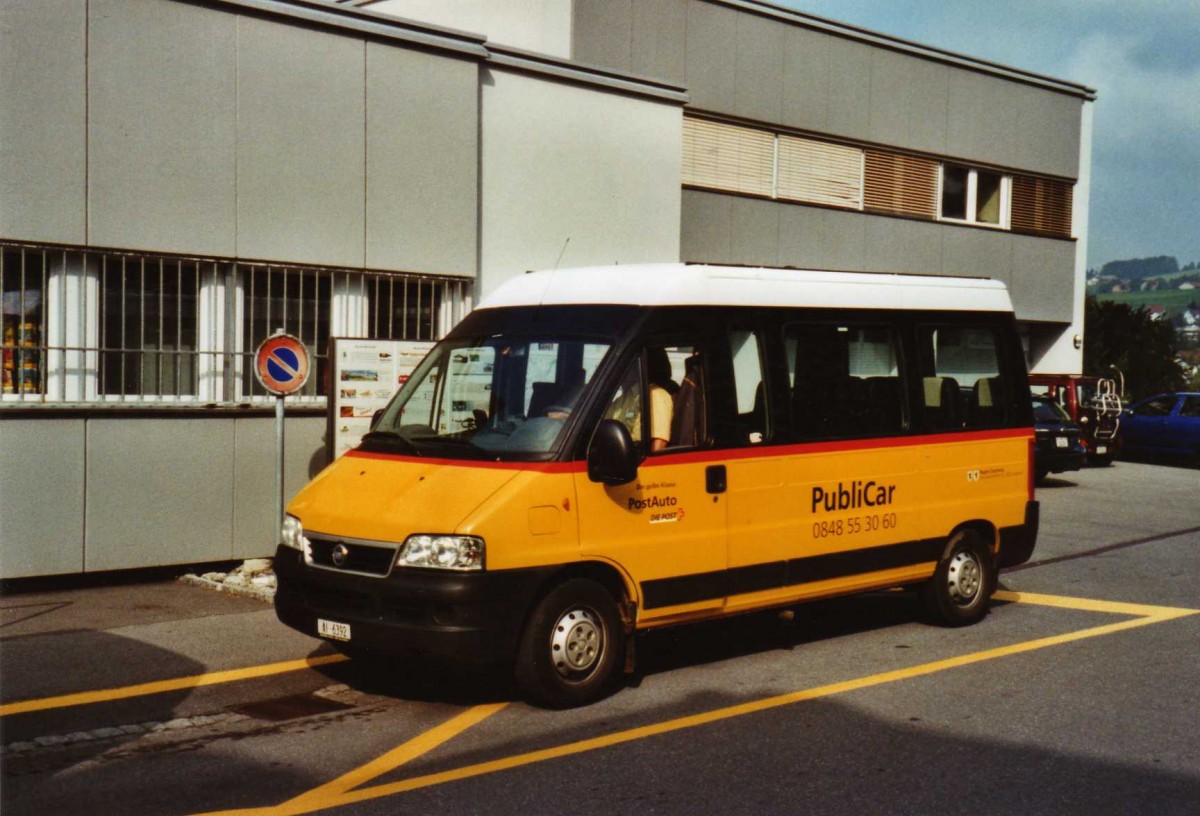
365 334 612 460
1032 397 1070 423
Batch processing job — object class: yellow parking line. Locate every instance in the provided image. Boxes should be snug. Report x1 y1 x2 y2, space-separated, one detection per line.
992 589 1197 619
189 592 1198 815
0 654 349 718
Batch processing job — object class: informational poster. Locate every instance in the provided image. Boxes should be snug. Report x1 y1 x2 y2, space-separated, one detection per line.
328 337 435 460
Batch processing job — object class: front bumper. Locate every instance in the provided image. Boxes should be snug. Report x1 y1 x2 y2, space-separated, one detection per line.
273 545 557 665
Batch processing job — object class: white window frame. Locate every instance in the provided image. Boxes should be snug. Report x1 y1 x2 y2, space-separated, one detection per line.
939 164 1012 229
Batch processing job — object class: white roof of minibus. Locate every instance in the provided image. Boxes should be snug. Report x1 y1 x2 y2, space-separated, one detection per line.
479 264 1014 313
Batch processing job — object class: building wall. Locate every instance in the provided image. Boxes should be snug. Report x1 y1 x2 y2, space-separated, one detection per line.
478 64 683 297
572 0 1082 179
0 415 325 578
1 0 481 275
573 0 1091 372
365 0 573 58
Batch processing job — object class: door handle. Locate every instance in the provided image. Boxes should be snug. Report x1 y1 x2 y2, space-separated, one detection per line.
706 464 727 494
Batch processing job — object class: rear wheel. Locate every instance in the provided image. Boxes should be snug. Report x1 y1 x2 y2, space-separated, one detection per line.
515 578 624 708
920 530 995 626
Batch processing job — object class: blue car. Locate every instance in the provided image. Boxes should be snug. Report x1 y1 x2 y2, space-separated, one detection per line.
1119 392 1200 462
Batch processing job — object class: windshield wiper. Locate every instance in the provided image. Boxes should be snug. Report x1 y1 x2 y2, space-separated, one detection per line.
359 429 421 455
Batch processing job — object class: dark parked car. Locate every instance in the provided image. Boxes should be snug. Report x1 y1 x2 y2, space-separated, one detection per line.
1118 392 1200 462
1032 395 1085 481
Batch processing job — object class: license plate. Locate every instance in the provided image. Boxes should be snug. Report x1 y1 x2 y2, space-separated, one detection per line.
1056 437 1068 448
1095 445 1107 455
317 618 351 642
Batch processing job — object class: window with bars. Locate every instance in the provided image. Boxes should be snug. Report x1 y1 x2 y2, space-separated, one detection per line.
0 243 471 405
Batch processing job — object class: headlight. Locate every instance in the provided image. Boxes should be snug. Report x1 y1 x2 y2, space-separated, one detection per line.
397 534 484 571
281 514 308 550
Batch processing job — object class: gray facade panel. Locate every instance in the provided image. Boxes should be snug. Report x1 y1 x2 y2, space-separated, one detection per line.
946 70 1022 169
684 0 738 113
237 17 365 268
0 420 85 578
631 0 687 85
733 11 783 123
1015 87 1082 179
85 418 235 571
232 416 326 559
941 227 1015 287
863 215 944 274
571 0 633 72
822 37 872 140
814 208 869 272
88 0 237 257
729 197 781 267
366 45 478 276
1010 237 1077 322
780 25 830 134
0 0 86 245
868 49 950 156
680 189 734 263
775 205 827 270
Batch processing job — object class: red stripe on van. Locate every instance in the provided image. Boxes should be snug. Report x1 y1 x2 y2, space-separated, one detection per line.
344 427 1033 472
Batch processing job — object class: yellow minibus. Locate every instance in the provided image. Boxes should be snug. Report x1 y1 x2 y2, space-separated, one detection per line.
275 264 1038 707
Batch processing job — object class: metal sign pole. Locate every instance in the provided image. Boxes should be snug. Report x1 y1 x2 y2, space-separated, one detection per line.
254 328 310 550
275 392 285 544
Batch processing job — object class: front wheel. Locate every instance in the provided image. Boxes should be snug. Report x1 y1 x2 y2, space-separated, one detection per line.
919 530 996 627
514 578 625 709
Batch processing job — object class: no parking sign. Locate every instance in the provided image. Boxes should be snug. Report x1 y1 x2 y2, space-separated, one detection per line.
255 332 310 396
256 330 310 545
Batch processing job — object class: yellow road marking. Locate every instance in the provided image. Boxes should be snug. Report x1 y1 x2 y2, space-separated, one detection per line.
0 654 349 718
192 703 508 816
188 592 1198 815
992 589 1196 618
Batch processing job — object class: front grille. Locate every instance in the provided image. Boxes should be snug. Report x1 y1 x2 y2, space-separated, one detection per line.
307 536 397 577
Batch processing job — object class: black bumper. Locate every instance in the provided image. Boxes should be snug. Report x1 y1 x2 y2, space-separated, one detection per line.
998 500 1040 569
273 545 557 665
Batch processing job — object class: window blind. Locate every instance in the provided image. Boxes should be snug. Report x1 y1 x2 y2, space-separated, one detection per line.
682 117 775 198
1011 176 1073 238
863 150 939 219
776 135 864 210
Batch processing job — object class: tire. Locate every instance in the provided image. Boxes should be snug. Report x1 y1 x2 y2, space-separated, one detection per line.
920 530 996 627
514 578 624 709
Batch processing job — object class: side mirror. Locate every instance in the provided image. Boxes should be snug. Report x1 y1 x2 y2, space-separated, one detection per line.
587 419 640 485
370 409 384 429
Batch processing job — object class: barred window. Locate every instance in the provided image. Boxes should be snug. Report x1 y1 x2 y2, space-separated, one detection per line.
0 242 471 406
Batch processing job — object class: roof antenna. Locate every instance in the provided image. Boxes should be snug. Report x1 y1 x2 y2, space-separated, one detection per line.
553 237 571 270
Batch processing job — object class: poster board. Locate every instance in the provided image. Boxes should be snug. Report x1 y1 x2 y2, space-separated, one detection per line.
328 337 435 460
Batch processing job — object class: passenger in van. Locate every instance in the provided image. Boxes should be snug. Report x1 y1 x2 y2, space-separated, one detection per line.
606 348 676 452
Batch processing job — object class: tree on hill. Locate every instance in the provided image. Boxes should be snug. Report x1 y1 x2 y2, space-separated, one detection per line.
1099 256 1179 281
1083 296 1184 400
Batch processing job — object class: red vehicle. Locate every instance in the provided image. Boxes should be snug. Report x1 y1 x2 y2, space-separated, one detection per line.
1028 374 1122 465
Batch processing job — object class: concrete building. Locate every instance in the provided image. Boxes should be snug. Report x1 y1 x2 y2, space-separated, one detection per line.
0 0 1093 578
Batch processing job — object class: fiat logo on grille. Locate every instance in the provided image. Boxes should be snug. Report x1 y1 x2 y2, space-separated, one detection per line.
331 543 350 568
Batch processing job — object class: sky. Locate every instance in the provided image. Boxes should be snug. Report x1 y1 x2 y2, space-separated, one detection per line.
780 0 1200 272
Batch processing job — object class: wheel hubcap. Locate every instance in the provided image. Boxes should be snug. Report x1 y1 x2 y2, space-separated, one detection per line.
946 550 982 606
550 608 603 678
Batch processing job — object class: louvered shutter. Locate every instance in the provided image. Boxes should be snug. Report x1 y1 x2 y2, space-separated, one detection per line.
1011 176 1073 237
682 118 775 197
863 150 939 219
776 135 863 209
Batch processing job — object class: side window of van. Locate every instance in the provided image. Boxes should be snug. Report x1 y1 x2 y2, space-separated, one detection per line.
604 343 707 454
785 323 904 440
918 326 1008 430
728 330 767 444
